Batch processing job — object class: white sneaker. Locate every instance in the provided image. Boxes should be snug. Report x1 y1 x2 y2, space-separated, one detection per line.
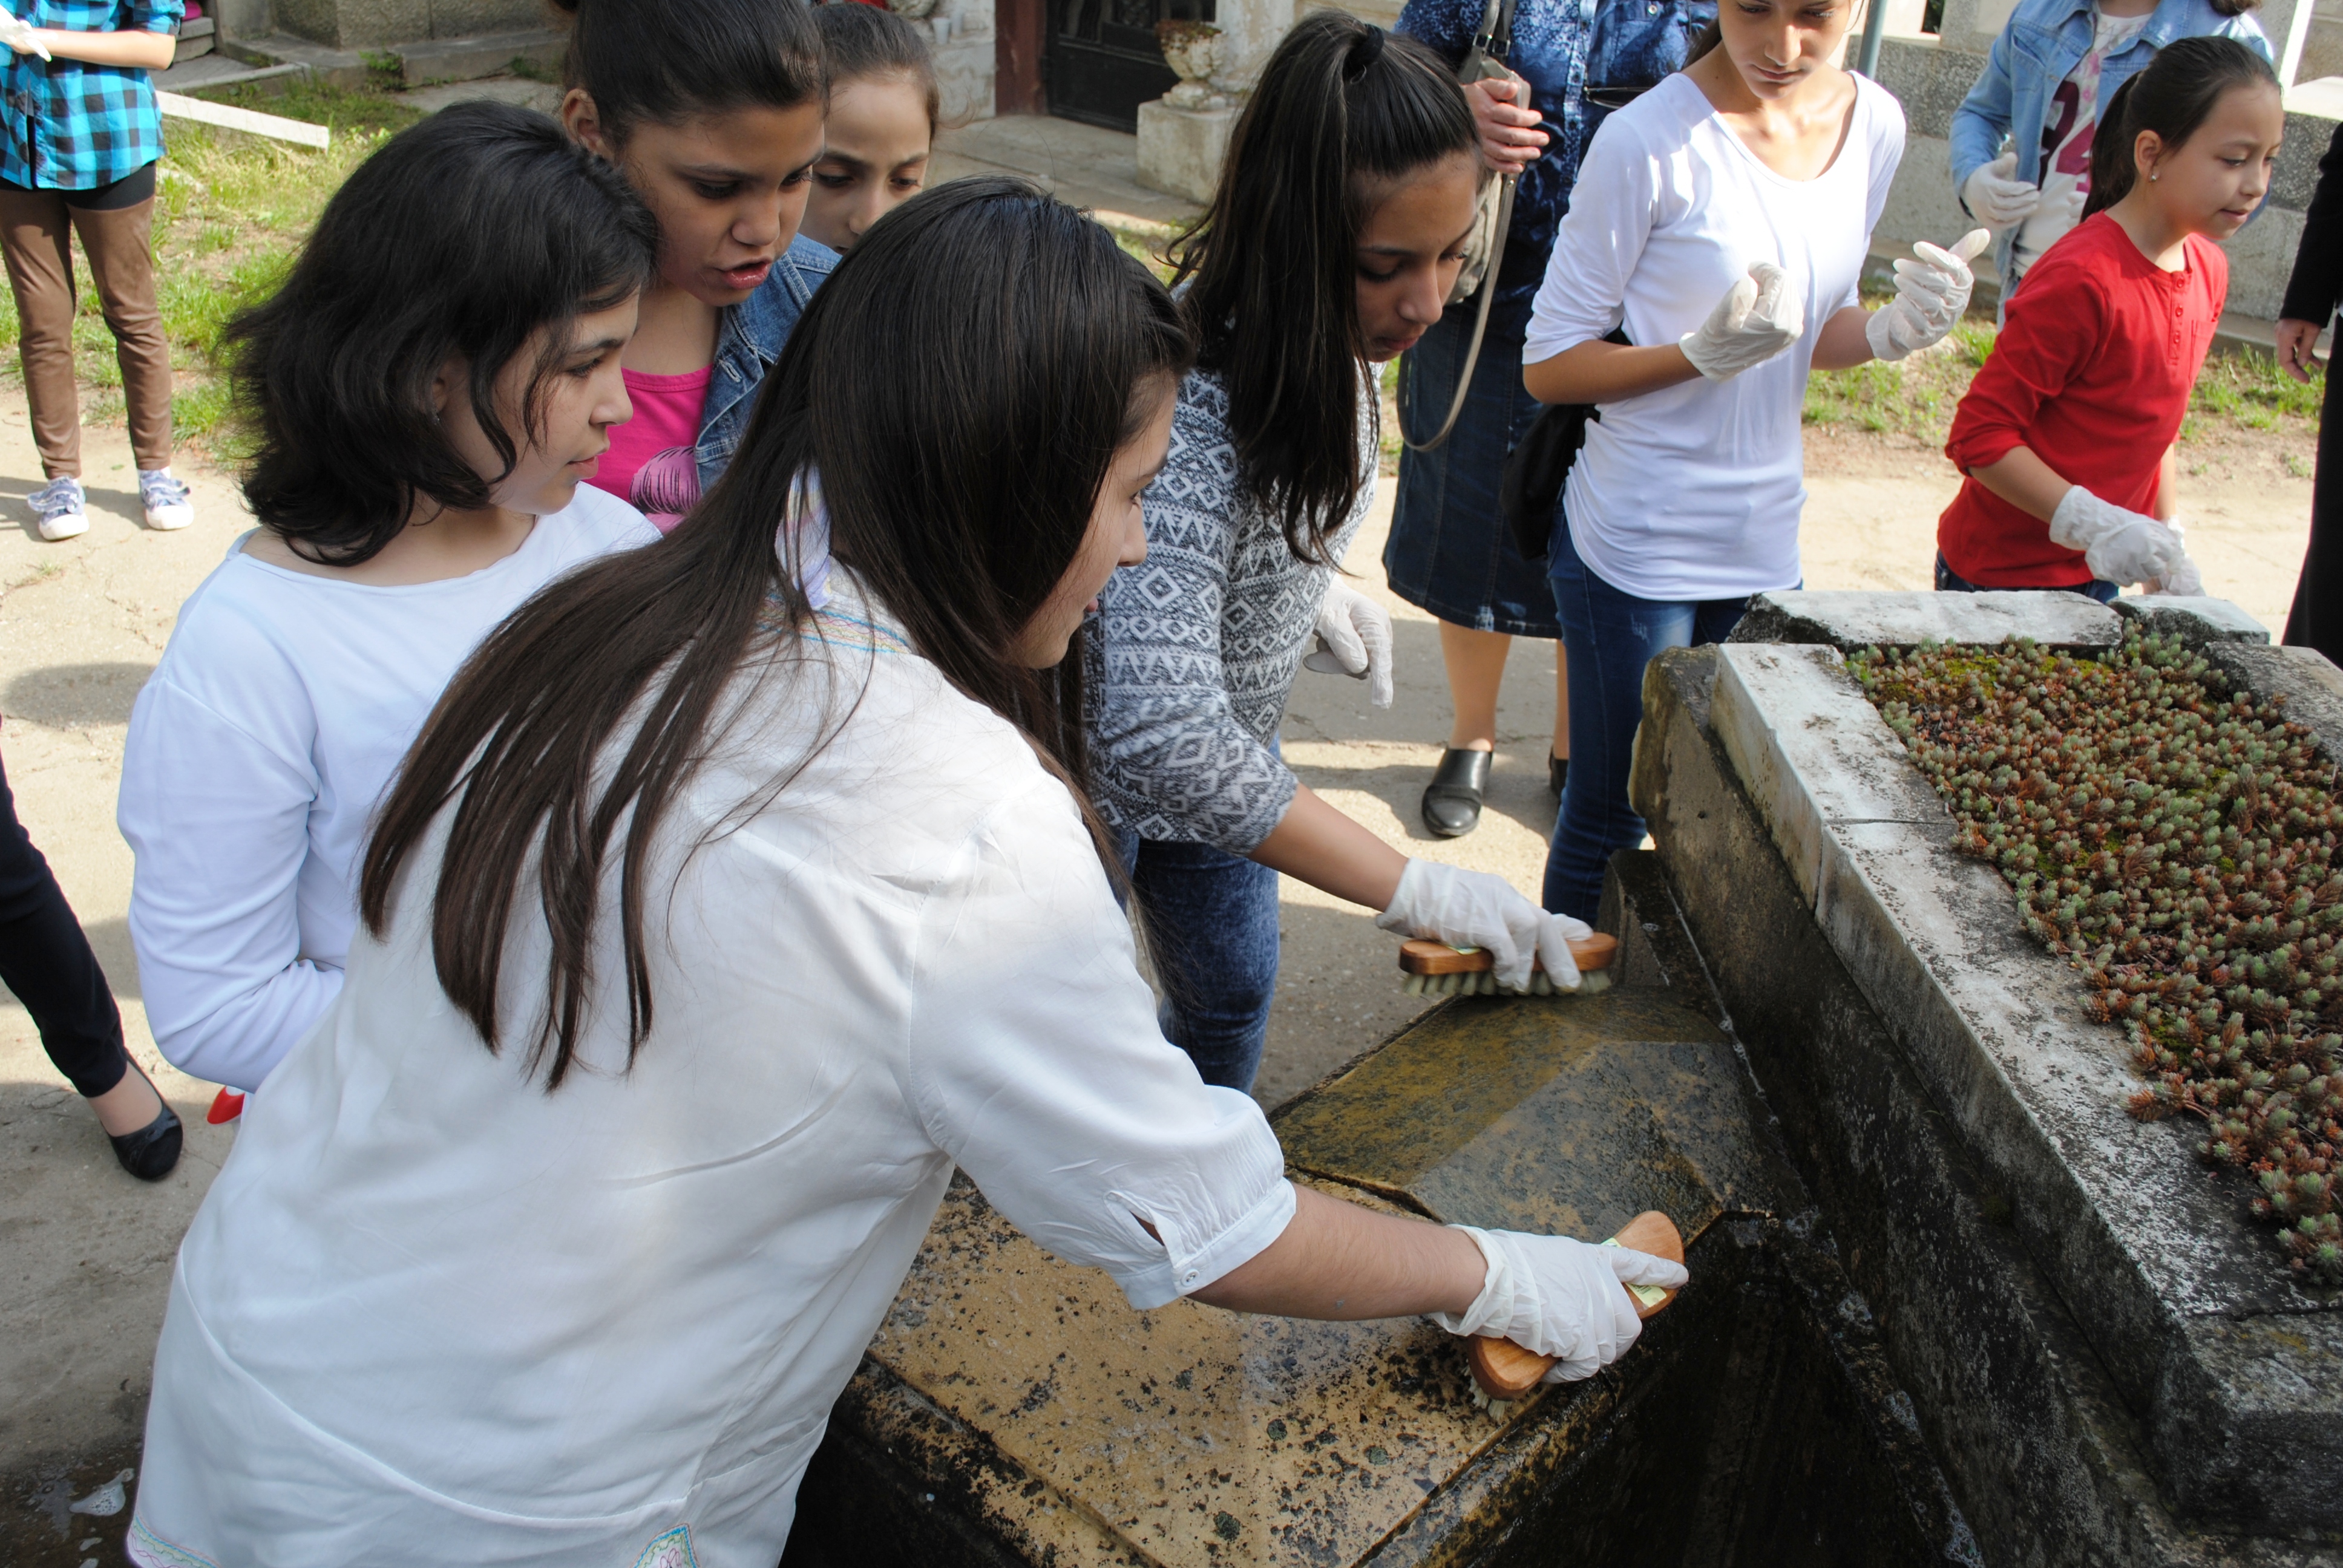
140 468 193 531
28 475 87 541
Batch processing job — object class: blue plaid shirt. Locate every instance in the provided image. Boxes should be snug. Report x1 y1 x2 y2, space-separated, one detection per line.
1398 0 1711 312
0 0 181 192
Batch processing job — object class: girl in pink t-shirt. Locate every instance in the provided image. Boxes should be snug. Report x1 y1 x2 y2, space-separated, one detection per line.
557 0 830 534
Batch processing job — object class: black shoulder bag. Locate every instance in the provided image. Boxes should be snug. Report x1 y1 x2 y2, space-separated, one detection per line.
1498 324 1629 562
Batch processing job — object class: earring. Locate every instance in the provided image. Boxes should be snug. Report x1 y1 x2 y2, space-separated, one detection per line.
2150 172 2160 181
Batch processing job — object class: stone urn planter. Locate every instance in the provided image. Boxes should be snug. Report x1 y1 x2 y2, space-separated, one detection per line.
1155 19 1225 109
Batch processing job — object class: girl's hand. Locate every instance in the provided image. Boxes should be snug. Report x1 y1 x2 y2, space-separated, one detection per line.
1374 859 1590 992
2046 486 2184 587
0 15 49 58
1302 579 1395 708
1961 151 2038 229
1430 1226 1688 1382
1865 229 1990 362
2275 318 2326 385
1466 73 1546 175
2146 553 2205 596
1679 263 1803 382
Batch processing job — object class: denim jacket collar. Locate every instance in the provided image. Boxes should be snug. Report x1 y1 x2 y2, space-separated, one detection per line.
695 234 837 491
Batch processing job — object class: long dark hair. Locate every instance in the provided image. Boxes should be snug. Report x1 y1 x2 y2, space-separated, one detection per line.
1168 13 1473 564
226 101 655 566
552 0 824 144
359 178 1190 1089
2083 35 2279 219
816 2 940 131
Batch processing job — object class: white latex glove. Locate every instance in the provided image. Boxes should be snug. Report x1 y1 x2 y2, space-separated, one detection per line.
1679 261 1804 382
1302 578 1395 708
1375 858 1592 993
2047 485 2185 587
1961 150 2039 229
1865 229 1990 362
2146 539 2204 597
1432 1226 1689 1383
0 14 45 59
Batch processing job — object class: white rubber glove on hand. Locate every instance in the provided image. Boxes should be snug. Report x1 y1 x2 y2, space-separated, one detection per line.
0 13 45 57
1375 859 1593 993
1866 229 1991 362
1302 578 1395 708
2047 486 2185 587
1432 1226 1689 1383
1679 261 1804 382
1961 150 2039 229
2145 525 2204 595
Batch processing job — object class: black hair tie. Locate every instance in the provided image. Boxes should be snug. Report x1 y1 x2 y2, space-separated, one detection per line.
1344 25 1386 80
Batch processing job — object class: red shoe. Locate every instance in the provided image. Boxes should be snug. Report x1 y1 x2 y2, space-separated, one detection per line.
206 1088 244 1125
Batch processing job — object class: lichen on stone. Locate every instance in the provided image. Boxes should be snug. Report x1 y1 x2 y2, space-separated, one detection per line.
1849 630 2343 1285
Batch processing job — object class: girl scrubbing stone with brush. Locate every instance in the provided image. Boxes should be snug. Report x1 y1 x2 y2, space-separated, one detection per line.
125 180 1686 1568
1086 14 1594 1095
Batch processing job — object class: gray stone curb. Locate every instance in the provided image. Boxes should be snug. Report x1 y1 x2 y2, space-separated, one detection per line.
1705 633 2341 1531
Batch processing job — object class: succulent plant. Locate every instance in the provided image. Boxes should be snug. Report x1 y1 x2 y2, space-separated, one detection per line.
1851 631 2343 1287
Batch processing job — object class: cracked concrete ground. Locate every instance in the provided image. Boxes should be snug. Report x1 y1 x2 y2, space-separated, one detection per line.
0 377 2316 1552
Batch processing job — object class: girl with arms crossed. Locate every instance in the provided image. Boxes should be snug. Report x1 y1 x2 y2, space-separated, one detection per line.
1939 39 2278 601
1525 0 1985 921
1088 15 1591 1093
117 104 659 1094
125 180 1685 1568
559 0 833 532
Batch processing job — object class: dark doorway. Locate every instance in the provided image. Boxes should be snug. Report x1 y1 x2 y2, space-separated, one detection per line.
1046 0 1211 132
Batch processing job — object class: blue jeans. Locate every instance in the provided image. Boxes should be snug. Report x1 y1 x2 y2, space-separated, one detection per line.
1113 828 1281 1094
1933 551 2117 603
1544 520 1757 921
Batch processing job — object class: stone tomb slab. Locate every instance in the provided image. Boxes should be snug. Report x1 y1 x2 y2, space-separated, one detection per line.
1692 629 2342 1533
787 987 1821 1566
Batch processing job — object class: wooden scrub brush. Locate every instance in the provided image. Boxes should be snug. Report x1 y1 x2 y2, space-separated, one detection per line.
1468 1209 1685 1405
1399 931 1618 997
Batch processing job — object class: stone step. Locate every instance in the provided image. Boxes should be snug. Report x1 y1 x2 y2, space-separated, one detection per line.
392 27 565 88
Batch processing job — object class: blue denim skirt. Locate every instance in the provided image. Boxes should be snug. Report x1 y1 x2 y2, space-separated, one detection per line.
1384 298 1563 640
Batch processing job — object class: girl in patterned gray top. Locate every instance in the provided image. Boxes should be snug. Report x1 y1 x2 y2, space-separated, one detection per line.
1083 13 1594 1094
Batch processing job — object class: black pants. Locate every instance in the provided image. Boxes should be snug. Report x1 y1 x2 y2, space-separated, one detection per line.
2287 373 2343 667
0 750 127 1097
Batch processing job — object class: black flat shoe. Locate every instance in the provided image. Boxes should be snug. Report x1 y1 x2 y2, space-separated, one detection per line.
105 1060 182 1182
1421 747 1493 838
1550 754 1570 797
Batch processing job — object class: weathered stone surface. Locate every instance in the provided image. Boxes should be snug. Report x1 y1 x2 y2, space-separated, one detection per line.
1727 589 2122 652
2109 596 2272 647
1633 645 2343 1565
785 913 1979 1567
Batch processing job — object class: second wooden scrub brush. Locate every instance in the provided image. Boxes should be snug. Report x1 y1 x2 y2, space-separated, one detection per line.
1469 1209 1685 1401
1398 931 1618 996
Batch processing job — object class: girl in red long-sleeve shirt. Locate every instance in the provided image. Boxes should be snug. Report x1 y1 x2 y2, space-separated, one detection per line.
1938 36 2283 599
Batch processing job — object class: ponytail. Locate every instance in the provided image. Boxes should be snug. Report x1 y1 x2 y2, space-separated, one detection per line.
1166 13 1474 565
2083 34 2279 219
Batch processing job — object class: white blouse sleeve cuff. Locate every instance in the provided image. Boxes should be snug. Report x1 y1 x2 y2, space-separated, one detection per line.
1113 1171 1297 1313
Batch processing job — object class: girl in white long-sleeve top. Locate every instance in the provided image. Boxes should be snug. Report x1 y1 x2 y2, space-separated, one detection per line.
126 177 1688 1568
116 103 660 1094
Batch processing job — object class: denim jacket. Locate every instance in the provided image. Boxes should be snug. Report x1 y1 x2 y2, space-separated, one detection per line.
693 233 837 492
1399 0 1714 312
1949 0 2268 283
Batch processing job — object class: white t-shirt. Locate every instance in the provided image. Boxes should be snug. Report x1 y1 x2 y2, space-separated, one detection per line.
2012 7 2150 277
126 581 1296 1568
117 486 657 1092
1524 71 1905 602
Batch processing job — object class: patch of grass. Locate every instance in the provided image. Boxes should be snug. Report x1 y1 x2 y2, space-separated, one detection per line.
1803 293 2322 453
0 83 425 459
